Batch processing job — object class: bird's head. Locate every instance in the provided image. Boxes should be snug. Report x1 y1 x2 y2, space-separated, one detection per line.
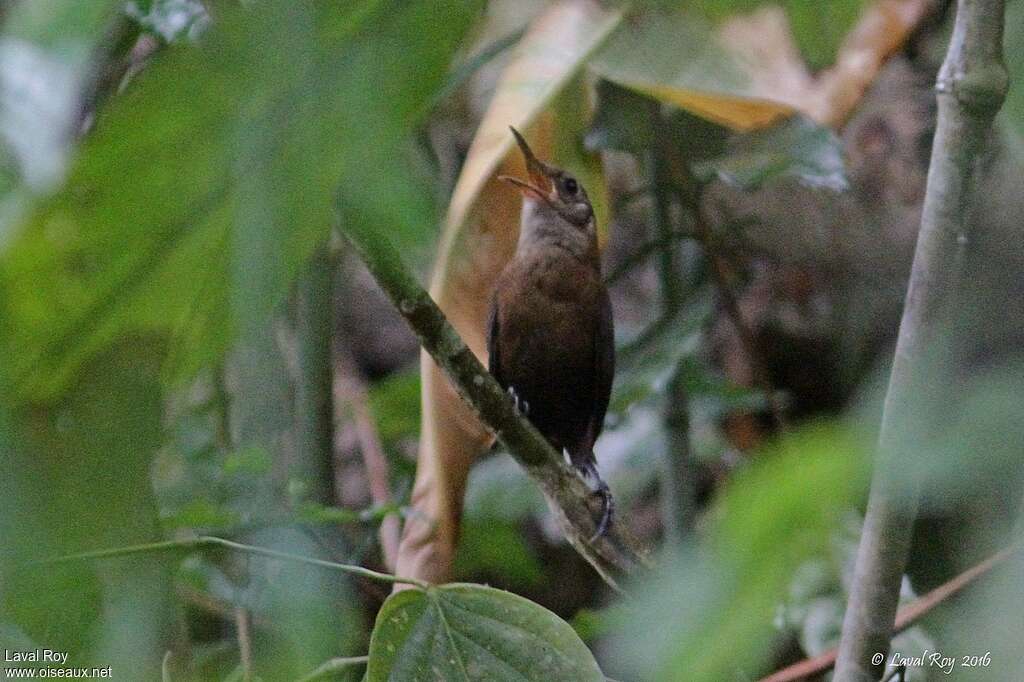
499 126 594 230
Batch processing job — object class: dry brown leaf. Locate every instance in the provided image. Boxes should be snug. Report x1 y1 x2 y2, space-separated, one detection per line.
721 0 935 128
394 0 622 587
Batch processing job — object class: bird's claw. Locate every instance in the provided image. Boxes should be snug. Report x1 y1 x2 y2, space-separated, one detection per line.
506 386 529 416
588 482 614 542
576 460 614 542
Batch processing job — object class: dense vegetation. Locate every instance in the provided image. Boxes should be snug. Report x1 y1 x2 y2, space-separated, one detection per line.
1 1 1022 680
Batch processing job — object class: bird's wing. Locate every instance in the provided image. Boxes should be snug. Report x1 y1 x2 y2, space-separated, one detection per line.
486 294 503 386
587 287 615 448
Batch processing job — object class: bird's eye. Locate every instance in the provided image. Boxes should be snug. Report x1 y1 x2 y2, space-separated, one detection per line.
563 177 578 195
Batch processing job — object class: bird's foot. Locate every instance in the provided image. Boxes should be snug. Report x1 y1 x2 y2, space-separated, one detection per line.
576 460 614 542
506 386 530 416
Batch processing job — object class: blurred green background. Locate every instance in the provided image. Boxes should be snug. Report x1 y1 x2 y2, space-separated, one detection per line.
2 1 1023 680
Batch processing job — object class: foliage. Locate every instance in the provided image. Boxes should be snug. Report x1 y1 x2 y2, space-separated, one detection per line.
367 583 603 681
1 1 1022 681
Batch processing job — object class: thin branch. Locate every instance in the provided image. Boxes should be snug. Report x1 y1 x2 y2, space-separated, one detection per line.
604 230 692 285
293 245 337 505
833 1 1009 679
683 187 787 430
297 656 369 682
759 544 1020 682
334 213 651 589
335 349 401 572
234 607 254 682
26 535 430 589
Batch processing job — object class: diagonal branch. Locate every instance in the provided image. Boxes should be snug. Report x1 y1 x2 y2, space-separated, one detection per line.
334 212 651 589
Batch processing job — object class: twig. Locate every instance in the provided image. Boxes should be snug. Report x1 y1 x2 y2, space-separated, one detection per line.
234 607 254 682
604 230 692 285
297 656 369 682
759 545 1019 682
682 185 787 431
647 111 700 545
26 535 430 589
334 350 401 572
293 245 337 505
833 1 1009 678
333 214 651 589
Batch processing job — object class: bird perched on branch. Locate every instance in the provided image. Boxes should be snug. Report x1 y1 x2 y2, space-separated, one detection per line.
488 126 615 538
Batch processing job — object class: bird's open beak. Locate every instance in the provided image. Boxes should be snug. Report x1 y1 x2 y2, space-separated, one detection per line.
499 126 554 201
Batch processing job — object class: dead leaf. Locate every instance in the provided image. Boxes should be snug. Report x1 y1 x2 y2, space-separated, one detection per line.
394 0 621 587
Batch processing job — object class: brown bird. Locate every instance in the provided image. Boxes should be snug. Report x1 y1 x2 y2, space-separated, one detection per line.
488 127 615 538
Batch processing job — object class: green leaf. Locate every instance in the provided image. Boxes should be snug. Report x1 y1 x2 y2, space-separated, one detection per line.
693 0 867 70
222 444 272 476
610 423 869 681
161 498 239 530
0 0 122 191
691 115 848 191
588 8 794 131
366 583 604 682
585 79 729 164
125 0 210 43
368 370 422 445
1002 0 1024 146
454 519 544 587
0 0 481 401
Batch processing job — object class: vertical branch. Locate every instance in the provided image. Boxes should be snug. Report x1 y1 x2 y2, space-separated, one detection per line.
293 245 337 505
833 1 1008 680
665 142 786 430
661 362 698 547
648 107 682 315
647 112 697 544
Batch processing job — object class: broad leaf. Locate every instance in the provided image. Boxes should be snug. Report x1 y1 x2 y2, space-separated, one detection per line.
589 8 796 131
694 0 868 70
399 0 618 585
609 424 868 681
367 583 603 681
692 115 848 190
0 0 480 401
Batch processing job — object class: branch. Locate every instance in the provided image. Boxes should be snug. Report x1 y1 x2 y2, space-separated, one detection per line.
28 535 429 589
760 544 1019 682
297 656 369 682
833 1 1009 679
292 245 337 505
334 214 651 589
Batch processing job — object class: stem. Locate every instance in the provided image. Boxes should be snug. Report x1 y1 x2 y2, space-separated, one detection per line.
660 361 697 548
335 348 401 571
604 230 691 285
667 154 786 430
647 109 697 547
28 535 430 589
648 108 682 314
833 1 1008 679
297 656 369 682
293 245 337 505
234 607 254 682
334 214 650 587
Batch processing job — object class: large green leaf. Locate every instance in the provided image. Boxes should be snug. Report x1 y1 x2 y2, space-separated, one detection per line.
0 0 121 207
691 115 848 190
0 0 480 401
366 583 604 681
588 8 795 131
608 423 868 681
694 0 868 70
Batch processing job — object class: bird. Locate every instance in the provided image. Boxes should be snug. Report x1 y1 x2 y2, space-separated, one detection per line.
488 126 615 538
